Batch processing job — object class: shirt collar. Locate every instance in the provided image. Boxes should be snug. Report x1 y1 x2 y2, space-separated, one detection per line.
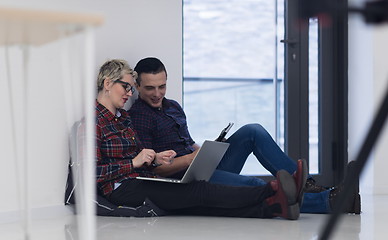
95 100 122 121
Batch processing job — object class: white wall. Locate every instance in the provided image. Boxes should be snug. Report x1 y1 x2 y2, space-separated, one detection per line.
348 13 374 195
348 0 388 195
0 0 182 218
372 25 388 195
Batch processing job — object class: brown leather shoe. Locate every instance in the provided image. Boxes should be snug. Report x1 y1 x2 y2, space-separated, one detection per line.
292 159 308 206
266 170 300 220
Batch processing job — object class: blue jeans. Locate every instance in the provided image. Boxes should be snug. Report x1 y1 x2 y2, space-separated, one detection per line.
209 123 331 214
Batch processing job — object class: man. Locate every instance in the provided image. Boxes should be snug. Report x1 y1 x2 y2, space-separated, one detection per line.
129 57 360 214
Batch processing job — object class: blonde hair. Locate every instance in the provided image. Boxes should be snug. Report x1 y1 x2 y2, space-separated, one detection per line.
97 59 137 92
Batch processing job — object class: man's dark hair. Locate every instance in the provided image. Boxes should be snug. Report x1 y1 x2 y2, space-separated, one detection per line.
134 57 167 86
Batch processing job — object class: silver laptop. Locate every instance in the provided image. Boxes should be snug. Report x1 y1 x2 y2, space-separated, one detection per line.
136 140 229 183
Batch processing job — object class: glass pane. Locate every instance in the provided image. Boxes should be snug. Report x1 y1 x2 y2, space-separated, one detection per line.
183 0 284 175
309 18 319 174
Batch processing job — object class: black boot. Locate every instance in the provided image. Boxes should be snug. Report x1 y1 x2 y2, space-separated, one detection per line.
329 186 361 214
304 178 328 193
329 161 361 214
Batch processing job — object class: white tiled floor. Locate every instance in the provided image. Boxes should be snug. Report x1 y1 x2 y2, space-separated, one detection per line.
1 194 387 240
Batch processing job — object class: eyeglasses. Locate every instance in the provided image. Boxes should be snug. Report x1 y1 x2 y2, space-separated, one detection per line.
114 80 135 94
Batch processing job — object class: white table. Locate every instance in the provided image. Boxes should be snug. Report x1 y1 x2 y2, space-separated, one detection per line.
0 7 103 240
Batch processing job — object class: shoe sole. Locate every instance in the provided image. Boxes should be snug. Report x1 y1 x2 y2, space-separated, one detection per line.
344 161 361 214
352 193 361 214
347 161 360 194
278 170 300 220
297 159 308 207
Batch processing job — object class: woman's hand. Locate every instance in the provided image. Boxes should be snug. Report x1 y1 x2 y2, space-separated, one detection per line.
132 149 157 168
155 150 177 165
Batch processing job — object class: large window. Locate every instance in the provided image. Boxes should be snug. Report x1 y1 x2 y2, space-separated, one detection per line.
183 0 346 184
309 18 319 174
183 0 284 175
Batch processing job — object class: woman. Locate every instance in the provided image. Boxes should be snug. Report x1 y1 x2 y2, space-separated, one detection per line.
95 59 307 220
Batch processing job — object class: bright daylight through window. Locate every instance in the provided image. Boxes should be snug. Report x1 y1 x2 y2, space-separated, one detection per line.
183 0 285 175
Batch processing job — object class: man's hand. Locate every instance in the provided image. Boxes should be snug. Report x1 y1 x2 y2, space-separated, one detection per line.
152 147 199 177
155 150 177 165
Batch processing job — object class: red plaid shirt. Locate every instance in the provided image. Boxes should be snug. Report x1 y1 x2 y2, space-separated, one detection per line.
95 101 156 196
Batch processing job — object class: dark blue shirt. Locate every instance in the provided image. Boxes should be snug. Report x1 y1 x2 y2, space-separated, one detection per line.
128 97 196 157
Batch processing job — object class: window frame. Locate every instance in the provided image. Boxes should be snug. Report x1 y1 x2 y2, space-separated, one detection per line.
284 0 348 186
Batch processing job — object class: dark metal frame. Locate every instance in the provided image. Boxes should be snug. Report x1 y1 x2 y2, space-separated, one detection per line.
318 0 349 186
284 0 348 187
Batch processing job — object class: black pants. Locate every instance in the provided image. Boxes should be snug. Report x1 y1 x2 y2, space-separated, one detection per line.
108 179 275 218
